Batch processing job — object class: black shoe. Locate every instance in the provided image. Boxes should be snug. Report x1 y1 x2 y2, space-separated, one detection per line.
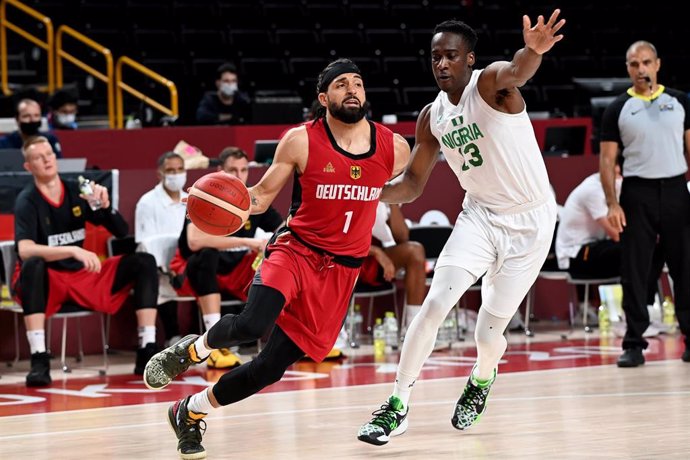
168 396 207 459
682 348 690 363
617 348 645 368
26 352 52 387
134 342 159 375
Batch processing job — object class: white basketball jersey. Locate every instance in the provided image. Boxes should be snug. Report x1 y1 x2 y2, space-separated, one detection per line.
429 69 552 213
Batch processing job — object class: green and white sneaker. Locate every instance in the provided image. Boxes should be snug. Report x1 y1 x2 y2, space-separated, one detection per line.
144 334 203 390
358 395 409 446
451 366 496 430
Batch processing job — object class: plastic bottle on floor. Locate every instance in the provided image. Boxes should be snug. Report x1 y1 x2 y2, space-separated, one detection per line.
383 311 399 350
662 296 677 333
373 318 386 358
598 300 611 337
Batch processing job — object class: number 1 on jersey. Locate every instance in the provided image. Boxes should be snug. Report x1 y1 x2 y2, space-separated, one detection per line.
343 210 353 233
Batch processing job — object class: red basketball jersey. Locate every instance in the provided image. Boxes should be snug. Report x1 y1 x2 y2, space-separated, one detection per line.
287 118 395 258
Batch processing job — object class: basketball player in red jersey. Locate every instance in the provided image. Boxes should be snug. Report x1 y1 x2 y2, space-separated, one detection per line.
144 58 410 459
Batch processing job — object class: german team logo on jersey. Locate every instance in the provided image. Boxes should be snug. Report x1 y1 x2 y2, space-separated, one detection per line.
350 165 362 180
72 206 82 217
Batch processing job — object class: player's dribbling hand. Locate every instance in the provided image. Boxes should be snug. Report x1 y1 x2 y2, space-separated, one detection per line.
72 247 102 273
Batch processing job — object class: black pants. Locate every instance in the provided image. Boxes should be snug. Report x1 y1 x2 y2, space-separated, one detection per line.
568 239 622 279
619 175 690 350
19 253 158 315
185 248 239 296
207 284 306 406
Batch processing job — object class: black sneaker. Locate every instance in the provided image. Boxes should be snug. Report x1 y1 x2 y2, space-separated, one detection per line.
357 395 409 446
617 348 645 368
451 367 496 430
26 351 52 387
167 396 207 460
682 348 690 363
134 342 159 375
144 334 202 390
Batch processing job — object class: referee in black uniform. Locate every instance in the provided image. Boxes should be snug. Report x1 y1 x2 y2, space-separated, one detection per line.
600 40 690 367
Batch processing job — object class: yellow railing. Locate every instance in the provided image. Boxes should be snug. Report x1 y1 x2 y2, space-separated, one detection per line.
0 0 54 95
1 0 178 128
55 25 114 128
115 56 178 129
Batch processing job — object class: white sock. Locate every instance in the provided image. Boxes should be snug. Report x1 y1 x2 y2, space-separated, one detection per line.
188 388 214 415
203 313 221 332
26 330 46 354
193 333 213 360
405 304 422 327
137 326 156 348
393 374 415 408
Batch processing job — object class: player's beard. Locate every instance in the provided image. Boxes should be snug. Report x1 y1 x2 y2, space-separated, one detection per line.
329 98 370 124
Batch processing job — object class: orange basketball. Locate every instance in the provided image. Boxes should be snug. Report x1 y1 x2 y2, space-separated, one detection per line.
186 171 251 236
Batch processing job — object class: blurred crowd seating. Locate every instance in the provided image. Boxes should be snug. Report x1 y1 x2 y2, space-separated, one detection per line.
3 0 687 125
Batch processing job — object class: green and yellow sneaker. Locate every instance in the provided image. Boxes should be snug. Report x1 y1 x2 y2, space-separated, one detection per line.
144 334 204 390
168 396 207 459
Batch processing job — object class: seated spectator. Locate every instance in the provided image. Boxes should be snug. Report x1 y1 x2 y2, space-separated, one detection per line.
12 136 159 386
556 167 664 329
556 168 623 278
360 202 427 328
170 146 283 368
47 88 79 130
196 62 251 125
0 99 62 157
134 151 188 347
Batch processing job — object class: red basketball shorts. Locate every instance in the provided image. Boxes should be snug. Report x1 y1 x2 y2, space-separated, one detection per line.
260 234 360 362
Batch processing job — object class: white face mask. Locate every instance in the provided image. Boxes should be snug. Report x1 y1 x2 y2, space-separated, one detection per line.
164 172 187 192
56 113 76 126
220 82 238 97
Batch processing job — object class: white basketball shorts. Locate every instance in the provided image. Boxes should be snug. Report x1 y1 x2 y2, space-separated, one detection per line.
435 196 558 318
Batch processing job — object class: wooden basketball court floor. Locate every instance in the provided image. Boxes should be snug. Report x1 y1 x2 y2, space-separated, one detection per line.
1 326 689 459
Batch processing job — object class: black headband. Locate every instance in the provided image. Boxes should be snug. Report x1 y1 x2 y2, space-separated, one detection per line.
317 61 362 94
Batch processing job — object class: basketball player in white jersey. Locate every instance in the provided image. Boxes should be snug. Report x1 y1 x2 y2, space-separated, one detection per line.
358 9 565 445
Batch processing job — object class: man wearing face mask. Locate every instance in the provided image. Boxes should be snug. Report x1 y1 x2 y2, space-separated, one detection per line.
47 89 79 130
195 62 252 125
135 151 188 347
0 98 63 157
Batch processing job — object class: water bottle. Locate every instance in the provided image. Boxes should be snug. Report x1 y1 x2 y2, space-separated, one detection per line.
78 175 102 211
598 300 611 337
662 296 677 333
373 318 386 358
383 311 399 350
353 304 363 341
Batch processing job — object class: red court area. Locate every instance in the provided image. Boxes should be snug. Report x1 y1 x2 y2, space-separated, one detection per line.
0 335 685 417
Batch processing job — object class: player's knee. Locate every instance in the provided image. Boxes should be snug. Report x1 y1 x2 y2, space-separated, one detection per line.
21 256 47 279
197 248 219 264
422 296 449 324
407 241 427 266
233 314 269 341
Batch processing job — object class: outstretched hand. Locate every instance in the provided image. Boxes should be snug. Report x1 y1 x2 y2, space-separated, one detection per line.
522 8 565 55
